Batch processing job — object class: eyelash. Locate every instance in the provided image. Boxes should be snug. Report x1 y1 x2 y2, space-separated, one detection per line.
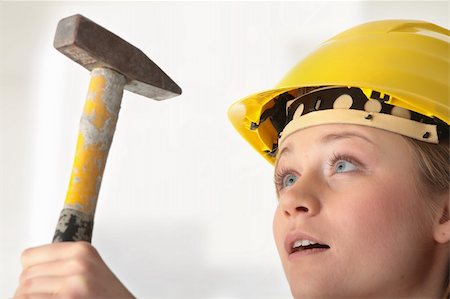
274 153 362 191
327 153 361 172
274 167 297 191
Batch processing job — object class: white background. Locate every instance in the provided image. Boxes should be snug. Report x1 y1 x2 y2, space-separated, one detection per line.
0 1 448 298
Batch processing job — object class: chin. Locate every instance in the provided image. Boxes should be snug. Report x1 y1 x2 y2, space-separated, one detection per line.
288 277 327 298
290 287 346 299
287 274 346 299
288 277 370 299
290 288 332 299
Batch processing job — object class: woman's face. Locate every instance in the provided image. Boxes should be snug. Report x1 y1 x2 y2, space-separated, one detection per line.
273 124 437 298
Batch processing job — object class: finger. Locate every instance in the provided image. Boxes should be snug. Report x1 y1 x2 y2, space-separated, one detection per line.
15 276 63 296
21 242 98 269
16 275 92 298
20 258 93 283
14 293 54 299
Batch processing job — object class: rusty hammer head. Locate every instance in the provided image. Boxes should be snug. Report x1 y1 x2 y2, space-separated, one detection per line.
54 14 181 100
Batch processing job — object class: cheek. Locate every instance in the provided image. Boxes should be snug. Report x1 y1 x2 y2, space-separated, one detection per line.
272 205 286 254
332 175 428 255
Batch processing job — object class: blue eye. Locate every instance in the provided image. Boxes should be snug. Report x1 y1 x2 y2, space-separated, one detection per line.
274 169 299 191
335 160 358 173
283 174 298 187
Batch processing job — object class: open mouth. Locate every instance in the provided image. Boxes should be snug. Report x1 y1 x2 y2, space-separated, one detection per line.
284 232 331 258
291 239 330 253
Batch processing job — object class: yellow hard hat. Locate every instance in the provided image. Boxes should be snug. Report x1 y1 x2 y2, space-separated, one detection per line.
228 20 450 165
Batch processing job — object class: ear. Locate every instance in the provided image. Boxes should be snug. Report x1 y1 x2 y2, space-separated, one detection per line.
433 191 450 244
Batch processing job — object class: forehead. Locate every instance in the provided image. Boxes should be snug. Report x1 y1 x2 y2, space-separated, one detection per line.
276 124 402 161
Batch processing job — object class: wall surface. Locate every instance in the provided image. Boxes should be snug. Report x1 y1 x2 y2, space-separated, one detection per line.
0 1 448 298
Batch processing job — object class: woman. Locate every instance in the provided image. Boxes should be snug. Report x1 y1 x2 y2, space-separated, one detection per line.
15 20 449 298
227 20 449 297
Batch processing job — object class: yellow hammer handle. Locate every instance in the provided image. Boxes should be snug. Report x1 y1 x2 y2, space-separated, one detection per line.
53 68 126 242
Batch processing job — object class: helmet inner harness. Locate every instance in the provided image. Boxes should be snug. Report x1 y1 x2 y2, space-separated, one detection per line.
250 86 449 158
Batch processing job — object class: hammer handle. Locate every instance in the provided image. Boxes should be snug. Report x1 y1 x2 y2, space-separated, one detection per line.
53 68 126 242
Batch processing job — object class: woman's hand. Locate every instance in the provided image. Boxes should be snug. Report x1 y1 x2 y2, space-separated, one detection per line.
14 242 134 298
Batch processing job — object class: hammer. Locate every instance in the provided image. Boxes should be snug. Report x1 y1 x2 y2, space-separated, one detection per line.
52 14 181 243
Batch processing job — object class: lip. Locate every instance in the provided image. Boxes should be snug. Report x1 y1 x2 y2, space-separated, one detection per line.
284 231 330 259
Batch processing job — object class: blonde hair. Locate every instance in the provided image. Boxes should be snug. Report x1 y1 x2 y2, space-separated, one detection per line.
406 138 449 195
405 138 449 219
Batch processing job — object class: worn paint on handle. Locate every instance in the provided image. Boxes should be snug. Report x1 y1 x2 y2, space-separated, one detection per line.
54 68 125 243
53 208 94 242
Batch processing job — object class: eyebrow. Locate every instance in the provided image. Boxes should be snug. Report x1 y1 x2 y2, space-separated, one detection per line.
320 131 375 146
275 131 375 169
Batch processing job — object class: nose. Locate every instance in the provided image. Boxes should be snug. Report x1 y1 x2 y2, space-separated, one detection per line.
279 173 321 218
